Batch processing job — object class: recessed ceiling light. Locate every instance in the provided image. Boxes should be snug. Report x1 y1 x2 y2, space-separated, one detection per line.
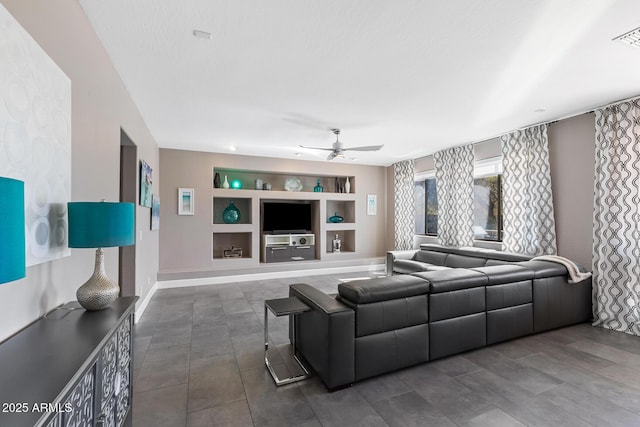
228 145 236 152
192 29 212 40
534 108 546 113
294 152 302 156
614 27 640 49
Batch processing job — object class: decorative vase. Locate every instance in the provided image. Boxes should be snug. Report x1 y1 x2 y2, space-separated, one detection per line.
222 201 241 224
314 179 323 192
332 234 341 253
345 176 351 193
214 172 221 188
76 248 119 310
255 178 263 190
222 175 230 189
329 212 343 223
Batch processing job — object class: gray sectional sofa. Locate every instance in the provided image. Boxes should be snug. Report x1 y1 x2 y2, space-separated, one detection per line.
289 244 592 390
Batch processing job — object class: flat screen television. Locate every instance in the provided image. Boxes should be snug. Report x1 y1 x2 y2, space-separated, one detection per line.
262 202 312 234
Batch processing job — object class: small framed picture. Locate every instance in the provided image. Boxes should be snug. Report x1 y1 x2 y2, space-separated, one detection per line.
367 194 377 216
178 188 194 215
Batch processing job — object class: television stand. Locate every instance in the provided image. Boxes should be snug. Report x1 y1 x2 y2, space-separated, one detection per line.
264 233 315 263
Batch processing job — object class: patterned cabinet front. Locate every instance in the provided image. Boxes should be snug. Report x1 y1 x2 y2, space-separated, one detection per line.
97 313 133 427
116 314 132 426
62 367 95 427
44 413 63 427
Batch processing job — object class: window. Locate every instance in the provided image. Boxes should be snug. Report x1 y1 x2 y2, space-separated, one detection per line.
414 157 502 241
473 175 502 241
414 173 437 236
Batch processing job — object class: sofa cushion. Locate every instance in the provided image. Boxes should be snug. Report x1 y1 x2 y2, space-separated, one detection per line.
412 269 488 293
472 264 534 285
414 250 448 266
485 280 532 310
444 254 488 268
393 259 431 274
338 275 430 304
430 286 486 321
355 295 428 337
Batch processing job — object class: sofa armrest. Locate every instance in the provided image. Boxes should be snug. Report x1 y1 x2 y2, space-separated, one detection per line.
289 283 355 390
386 250 419 276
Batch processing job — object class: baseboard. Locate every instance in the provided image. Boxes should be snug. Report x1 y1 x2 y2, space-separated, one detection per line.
134 281 158 323
157 263 385 289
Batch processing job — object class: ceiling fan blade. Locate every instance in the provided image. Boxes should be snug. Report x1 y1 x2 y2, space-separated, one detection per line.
300 145 334 151
345 145 384 152
326 152 337 161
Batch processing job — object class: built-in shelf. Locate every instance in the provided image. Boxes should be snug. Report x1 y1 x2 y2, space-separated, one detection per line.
213 197 252 224
213 167 355 194
325 230 356 254
212 232 252 259
210 167 360 266
326 222 356 231
326 199 356 223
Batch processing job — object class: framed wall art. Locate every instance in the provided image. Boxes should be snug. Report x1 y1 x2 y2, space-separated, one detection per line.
140 160 153 207
178 188 194 215
0 4 72 266
367 194 377 216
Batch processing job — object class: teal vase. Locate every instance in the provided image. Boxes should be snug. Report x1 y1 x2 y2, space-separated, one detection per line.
329 212 343 223
223 201 241 224
314 179 323 192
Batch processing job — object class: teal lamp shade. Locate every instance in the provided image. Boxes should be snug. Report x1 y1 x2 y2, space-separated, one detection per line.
67 201 134 311
68 202 135 248
0 177 26 284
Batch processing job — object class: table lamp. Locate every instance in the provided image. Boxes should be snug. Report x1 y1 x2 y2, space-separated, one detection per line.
0 177 26 284
68 201 134 310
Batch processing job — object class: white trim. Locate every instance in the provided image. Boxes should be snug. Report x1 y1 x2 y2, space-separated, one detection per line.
474 156 502 178
415 170 435 181
135 281 158 323
157 264 385 289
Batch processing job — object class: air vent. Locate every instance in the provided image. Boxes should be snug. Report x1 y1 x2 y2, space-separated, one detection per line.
613 27 640 49
192 29 212 40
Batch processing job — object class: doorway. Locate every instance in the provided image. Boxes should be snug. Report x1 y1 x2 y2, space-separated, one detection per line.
119 129 137 297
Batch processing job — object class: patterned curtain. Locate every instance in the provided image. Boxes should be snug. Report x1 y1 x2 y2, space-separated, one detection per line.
593 98 640 336
393 160 415 250
434 144 475 247
501 124 557 256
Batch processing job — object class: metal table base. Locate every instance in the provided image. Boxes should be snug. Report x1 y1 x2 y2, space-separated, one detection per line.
264 297 312 386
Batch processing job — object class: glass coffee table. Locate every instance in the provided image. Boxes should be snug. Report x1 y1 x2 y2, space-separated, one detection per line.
264 296 312 386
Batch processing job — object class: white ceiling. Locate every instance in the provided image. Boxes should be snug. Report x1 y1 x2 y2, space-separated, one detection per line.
78 0 640 166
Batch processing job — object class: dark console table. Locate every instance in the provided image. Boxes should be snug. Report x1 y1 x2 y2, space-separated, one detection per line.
0 297 137 427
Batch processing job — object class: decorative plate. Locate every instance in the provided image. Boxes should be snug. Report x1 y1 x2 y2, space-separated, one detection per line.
284 177 303 192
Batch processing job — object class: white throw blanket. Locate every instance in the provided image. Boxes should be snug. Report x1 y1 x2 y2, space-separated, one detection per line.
531 255 592 284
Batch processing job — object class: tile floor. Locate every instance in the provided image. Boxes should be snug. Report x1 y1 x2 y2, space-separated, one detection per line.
132 272 640 426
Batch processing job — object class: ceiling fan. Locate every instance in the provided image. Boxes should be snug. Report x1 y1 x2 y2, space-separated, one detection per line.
300 129 384 161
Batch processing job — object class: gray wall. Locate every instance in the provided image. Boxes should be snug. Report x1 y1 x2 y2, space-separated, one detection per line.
0 0 159 341
548 113 595 268
159 149 388 273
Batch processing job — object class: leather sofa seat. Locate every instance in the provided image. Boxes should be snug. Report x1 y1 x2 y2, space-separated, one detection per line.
413 269 488 359
338 275 429 304
473 265 534 344
337 276 430 381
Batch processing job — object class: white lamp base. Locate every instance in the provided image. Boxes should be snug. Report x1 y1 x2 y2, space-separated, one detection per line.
77 248 119 311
